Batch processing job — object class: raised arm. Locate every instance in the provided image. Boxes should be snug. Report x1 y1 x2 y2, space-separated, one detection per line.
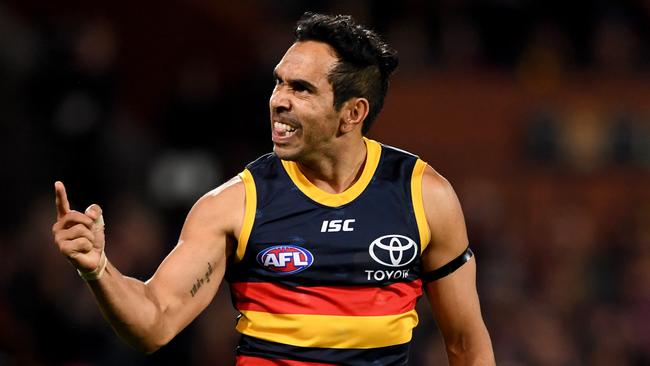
51 177 245 353
419 166 495 365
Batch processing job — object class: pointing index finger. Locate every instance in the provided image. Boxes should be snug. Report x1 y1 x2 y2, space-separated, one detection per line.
54 181 71 219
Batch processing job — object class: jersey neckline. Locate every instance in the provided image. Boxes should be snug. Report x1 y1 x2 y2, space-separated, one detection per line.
280 137 381 207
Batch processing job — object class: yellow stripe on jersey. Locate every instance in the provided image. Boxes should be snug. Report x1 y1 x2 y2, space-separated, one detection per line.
236 169 257 262
411 159 431 253
280 138 382 207
236 309 418 349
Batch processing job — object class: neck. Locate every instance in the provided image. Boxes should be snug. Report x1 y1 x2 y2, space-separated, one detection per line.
296 137 368 194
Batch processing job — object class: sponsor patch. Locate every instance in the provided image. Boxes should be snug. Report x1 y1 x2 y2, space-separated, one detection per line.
369 234 418 267
257 245 314 274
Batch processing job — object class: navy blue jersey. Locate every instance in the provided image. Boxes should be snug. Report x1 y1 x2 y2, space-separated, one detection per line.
227 138 431 366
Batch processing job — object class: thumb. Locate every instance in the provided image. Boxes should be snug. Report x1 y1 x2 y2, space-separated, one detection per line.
85 204 105 249
85 204 105 232
85 204 103 222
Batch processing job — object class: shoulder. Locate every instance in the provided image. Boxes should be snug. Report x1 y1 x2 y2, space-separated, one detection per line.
381 143 418 157
246 152 279 172
198 175 245 207
192 149 278 214
420 164 469 268
186 175 246 235
421 165 458 206
377 141 419 162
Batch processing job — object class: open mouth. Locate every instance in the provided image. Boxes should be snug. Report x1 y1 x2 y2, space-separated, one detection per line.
273 121 298 138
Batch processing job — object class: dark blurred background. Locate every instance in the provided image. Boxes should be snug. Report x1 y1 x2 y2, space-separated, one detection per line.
0 0 649 365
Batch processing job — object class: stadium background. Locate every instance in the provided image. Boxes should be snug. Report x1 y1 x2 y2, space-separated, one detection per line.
0 0 648 365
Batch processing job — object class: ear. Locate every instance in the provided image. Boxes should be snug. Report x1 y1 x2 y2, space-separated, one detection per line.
339 98 370 134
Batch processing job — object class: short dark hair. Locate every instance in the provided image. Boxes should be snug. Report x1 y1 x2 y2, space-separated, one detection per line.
294 12 398 134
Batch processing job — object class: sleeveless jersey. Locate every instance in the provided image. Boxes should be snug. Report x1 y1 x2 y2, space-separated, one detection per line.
226 138 431 366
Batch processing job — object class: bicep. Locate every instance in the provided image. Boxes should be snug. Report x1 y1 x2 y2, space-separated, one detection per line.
419 166 482 336
144 178 244 335
420 165 469 272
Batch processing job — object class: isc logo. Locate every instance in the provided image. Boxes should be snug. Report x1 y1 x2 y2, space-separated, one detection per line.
321 219 355 232
256 245 314 274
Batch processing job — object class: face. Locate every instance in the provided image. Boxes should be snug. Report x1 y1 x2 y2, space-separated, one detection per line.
269 41 343 161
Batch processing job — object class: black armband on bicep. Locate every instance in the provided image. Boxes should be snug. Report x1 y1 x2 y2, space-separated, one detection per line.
421 247 474 282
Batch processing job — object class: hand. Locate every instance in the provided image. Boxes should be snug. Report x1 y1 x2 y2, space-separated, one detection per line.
52 181 106 272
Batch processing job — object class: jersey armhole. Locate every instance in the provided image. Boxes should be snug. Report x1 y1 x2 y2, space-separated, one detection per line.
236 169 257 262
411 159 431 253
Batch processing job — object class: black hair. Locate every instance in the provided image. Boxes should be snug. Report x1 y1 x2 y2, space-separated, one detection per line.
294 12 399 134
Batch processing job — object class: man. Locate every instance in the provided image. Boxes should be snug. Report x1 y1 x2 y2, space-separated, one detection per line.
52 13 495 365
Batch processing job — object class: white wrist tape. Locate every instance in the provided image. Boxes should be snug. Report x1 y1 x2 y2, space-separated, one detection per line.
77 250 107 281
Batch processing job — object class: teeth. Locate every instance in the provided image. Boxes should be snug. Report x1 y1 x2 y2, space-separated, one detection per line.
275 122 296 132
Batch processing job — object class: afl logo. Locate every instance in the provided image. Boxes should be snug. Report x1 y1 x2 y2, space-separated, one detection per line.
369 235 418 267
257 245 314 274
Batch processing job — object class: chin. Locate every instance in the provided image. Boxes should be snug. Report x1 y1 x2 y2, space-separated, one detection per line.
273 144 300 161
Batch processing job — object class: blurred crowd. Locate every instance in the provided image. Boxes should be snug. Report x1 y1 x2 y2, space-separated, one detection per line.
0 1 648 365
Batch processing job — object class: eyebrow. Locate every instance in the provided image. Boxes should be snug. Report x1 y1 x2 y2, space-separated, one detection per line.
273 70 318 93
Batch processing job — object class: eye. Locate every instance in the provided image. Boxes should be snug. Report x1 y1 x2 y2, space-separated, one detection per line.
290 80 315 94
292 83 308 93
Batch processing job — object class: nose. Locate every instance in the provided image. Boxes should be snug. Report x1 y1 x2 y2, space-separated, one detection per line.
270 87 291 114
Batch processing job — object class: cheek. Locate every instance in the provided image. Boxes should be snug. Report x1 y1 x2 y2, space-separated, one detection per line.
295 98 340 134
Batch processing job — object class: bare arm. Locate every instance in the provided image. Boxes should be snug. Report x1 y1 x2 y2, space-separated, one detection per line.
51 178 244 353
419 166 495 365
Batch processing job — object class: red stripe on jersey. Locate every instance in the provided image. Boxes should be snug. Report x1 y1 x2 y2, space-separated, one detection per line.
236 355 335 366
231 280 422 316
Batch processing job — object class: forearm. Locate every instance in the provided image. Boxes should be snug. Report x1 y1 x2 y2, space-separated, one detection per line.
51 181 231 354
85 261 170 353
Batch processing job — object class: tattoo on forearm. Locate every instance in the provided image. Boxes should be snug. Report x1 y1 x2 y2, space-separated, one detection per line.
190 262 215 297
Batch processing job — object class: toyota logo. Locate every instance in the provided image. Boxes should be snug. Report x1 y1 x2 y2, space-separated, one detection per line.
369 235 418 267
